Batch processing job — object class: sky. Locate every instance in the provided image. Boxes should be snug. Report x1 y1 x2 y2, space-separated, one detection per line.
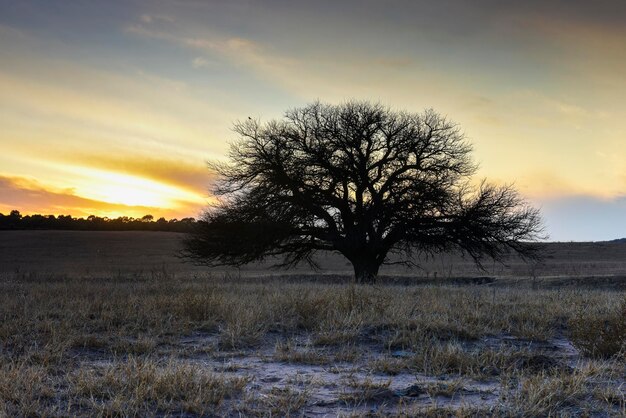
0 0 625 241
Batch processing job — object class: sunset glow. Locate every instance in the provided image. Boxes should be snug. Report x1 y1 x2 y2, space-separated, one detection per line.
1 1 625 240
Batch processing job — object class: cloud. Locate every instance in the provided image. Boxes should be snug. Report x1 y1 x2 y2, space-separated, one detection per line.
501 1 626 32
127 22 299 90
125 20 444 106
4 174 625 242
2 0 625 240
140 14 173 24
0 175 201 219
61 152 214 195
191 56 210 68
0 63 236 157
374 57 414 69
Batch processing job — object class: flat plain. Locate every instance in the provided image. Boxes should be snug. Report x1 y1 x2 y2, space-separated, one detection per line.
0 231 624 416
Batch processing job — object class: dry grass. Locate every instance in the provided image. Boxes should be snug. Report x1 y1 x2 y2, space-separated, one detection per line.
274 340 331 365
502 370 589 416
339 376 394 405
568 298 626 358
0 270 624 415
594 384 626 415
424 379 465 398
256 385 311 415
70 357 248 415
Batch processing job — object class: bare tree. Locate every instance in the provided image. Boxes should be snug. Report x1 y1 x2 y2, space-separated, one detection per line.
183 101 543 283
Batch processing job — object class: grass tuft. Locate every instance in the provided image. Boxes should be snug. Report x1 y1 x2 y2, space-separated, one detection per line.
568 298 626 358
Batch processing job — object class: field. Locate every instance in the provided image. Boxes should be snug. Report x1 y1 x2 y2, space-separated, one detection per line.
4 231 626 281
0 231 625 416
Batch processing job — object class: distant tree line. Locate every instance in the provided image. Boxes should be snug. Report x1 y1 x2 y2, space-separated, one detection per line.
0 210 196 232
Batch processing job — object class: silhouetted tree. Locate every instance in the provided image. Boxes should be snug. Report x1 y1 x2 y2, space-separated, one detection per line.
190 102 542 282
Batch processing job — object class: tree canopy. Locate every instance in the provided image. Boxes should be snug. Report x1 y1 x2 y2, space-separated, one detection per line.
184 101 543 283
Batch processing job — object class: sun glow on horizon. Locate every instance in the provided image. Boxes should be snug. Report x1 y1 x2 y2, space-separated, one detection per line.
63 166 204 209
0 163 208 218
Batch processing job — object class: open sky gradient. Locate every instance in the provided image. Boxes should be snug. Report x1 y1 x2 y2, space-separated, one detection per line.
1 0 625 240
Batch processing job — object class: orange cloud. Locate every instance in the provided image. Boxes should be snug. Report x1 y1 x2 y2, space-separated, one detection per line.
0 175 204 219
60 152 214 195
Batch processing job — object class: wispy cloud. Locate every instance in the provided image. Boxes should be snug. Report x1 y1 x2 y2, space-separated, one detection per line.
127 21 300 91
60 152 214 195
191 56 210 69
140 14 173 24
0 63 236 156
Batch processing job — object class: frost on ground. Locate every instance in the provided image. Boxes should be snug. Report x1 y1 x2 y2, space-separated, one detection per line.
68 330 624 416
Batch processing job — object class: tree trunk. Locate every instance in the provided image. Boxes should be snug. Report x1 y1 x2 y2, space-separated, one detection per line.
352 257 380 284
